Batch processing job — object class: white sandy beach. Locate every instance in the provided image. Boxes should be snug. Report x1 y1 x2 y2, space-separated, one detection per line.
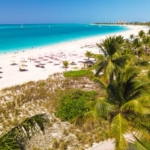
0 25 149 90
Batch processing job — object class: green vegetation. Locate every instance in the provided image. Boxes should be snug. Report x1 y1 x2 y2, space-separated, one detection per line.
85 51 93 59
63 70 93 78
63 60 69 71
95 21 150 26
55 90 98 122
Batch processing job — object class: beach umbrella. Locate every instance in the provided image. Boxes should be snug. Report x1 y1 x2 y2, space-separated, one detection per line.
30 55 38 60
43 53 49 57
53 61 60 65
20 60 26 63
42 57 48 61
20 57 25 60
39 61 46 65
47 58 53 63
34 58 41 63
47 60 53 63
70 62 77 65
78 60 83 63
31 57 37 60
48 54 53 57
38 54 43 59
29 55 33 58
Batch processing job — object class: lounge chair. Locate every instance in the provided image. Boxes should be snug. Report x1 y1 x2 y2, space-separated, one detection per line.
11 63 17 65
35 64 40 67
40 65 45 68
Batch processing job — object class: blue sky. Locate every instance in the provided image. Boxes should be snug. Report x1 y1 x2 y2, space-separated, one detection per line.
0 0 149 24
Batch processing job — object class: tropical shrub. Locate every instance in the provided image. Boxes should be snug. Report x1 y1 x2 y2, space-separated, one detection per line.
55 90 98 121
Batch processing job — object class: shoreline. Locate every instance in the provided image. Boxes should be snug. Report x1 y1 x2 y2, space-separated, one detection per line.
0 25 149 90
0 24 142 56
0 24 128 55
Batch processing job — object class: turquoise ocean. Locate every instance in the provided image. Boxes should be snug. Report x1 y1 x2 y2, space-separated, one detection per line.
0 24 128 54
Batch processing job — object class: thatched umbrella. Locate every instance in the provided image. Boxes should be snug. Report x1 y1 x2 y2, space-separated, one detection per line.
83 60 94 68
70 62 77 65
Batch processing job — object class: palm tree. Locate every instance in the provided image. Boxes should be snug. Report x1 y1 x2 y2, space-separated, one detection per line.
147 29 150 36
136 47 146 58
85 51 92 60
138 30 145 39
143 36 150 49
96 36 127 82
63 60 69 71
123 39 134 52
133 38 142 55
130 34 134 40
115 35 124 45
0 114 49 150
93 64 150 150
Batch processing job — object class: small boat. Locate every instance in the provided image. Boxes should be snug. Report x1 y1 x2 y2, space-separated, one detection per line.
20 25 23 28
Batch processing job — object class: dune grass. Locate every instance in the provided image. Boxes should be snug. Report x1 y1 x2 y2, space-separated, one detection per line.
63 70 94 78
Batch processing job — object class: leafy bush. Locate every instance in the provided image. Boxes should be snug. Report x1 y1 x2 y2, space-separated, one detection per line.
55 90 97 121
63 70 93 78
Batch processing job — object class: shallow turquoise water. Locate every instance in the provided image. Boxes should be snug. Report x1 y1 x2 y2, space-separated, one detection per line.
0 24 128 54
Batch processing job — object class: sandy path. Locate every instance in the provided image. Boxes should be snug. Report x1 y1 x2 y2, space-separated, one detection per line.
89 134 134 150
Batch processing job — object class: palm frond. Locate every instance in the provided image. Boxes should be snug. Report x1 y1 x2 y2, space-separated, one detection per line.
112 56 127 67
111 113 129 150
105 60 115 81
0 113 49 150
128 83 150 101
93 76 107 90
121 99 150 115
95 61 107 76
128 134 149 150
0 134 20 150
96 42 107 56
94 98 114 118
107 83 124 105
